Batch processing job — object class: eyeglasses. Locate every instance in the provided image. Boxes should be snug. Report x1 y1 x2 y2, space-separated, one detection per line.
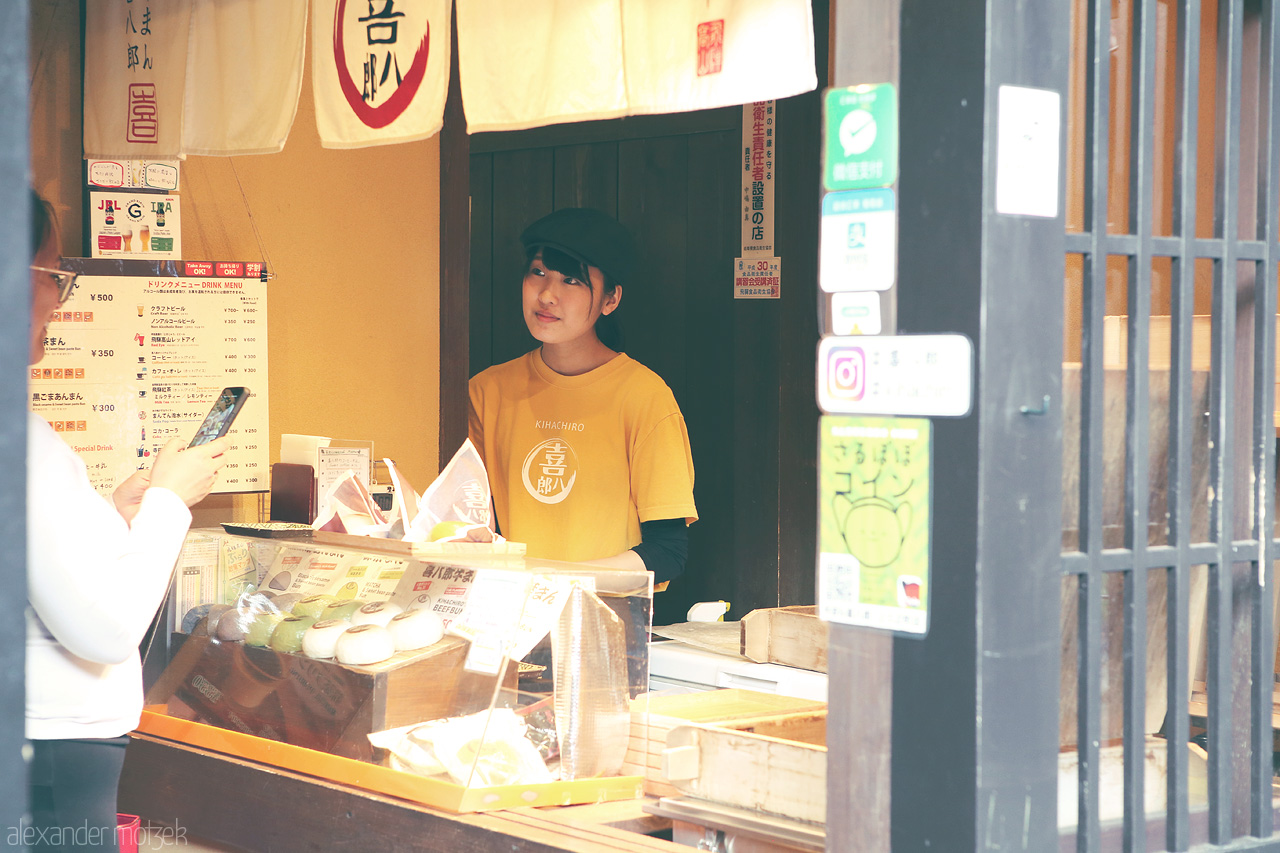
30 265 79 305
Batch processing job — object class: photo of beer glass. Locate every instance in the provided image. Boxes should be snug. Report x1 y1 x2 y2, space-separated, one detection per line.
139 225 150 251
121 227 133 251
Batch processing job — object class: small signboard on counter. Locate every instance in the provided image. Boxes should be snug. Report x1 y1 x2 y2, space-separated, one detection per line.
89 190 181 259
30 259 269 496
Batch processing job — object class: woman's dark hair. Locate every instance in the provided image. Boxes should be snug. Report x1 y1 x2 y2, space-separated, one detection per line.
31 188 54 261
526 245 625 352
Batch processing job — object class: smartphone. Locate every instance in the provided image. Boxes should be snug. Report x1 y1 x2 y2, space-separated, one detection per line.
189 386 250 447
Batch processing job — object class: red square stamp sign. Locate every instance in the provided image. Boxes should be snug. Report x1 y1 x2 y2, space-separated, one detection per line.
697 20 724 76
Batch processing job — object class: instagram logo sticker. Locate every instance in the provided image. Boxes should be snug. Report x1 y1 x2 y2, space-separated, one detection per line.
828 346 866 400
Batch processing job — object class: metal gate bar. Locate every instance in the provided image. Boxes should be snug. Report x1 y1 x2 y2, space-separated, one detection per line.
1064 0 1280 850
1248 0 1280 838
1123 2 1159 849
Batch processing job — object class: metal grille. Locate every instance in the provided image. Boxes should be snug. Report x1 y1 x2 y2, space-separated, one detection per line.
1063 0 1280 849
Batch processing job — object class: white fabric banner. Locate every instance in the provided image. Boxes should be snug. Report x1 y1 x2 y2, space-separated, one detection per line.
182 0 308 156
85 0 308 159
84 0 193 159
312 0 451 149
623 0 817 117
455 0 628 134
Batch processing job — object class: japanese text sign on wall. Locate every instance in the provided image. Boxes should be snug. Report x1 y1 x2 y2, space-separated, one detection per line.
823 84 898 191
738 99 779 300
818 415 931 636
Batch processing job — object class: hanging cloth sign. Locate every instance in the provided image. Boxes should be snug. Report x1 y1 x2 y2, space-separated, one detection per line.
181 0 308 156
84 0 307 159
312 0 451 149
622 0 817 117
83 0 194 159
455 0 629 134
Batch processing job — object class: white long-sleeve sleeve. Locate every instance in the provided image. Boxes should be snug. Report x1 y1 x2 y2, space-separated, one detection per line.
26 413 192 739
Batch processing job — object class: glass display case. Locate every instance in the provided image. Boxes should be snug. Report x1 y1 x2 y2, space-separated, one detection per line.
139 529 653 812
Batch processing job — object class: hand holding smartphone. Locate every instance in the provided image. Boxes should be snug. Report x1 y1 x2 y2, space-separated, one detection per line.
189 386 250 447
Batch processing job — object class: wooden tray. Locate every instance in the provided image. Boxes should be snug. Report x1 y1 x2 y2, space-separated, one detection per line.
136 710 646 814
313 530 526 559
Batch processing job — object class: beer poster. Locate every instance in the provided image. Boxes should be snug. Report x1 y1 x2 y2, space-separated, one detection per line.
89 189 181 259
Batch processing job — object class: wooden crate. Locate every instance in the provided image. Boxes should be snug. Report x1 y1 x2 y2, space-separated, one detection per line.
150 633 510 762
661 718 827 825
739 606 828 673
623 690 826 797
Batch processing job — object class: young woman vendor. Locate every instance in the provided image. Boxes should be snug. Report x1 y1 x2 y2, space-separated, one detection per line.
468 207 697 586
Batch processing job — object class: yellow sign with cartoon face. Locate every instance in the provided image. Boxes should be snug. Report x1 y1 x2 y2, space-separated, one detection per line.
818 415 930 635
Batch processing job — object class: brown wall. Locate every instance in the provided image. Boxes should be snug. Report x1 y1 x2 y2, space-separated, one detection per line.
28 2 443 526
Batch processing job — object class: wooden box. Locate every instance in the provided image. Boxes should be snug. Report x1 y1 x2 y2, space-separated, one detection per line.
149 633 512 762
624 689 827 797
740 605 828 673
661 710 828 825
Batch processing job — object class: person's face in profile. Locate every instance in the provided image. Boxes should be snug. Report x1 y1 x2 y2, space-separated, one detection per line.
29 227 62 366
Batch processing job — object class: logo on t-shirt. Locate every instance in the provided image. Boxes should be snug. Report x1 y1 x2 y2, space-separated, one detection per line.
522 438 578 504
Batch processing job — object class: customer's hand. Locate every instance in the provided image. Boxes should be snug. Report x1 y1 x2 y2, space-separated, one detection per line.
112 469 152 525
147 438 230 507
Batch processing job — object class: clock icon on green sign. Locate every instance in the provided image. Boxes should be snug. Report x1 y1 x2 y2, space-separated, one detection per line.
840 110 877 156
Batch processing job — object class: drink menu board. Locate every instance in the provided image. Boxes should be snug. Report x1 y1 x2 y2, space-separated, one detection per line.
29 259 269 496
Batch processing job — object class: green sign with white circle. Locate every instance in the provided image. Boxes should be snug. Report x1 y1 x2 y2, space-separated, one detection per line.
823 84 898 191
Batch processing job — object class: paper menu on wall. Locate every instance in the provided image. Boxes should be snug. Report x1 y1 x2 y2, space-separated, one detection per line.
30 260 268 496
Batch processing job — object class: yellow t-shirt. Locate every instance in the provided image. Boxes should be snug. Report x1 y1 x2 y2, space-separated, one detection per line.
468 350 697 562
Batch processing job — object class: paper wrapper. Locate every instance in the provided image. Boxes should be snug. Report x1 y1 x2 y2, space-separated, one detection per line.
551 586 630 779
315 440 500 544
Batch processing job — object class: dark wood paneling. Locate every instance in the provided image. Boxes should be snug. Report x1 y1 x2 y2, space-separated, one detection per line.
470 108 742 155
438 17 470 467
670 129 742 626
617 136 690 394
468 155 493 379
552 143 619 211
775 91 822 608
486 149 555 368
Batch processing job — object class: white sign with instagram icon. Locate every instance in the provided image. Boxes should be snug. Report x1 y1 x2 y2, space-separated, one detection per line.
817 334 972 417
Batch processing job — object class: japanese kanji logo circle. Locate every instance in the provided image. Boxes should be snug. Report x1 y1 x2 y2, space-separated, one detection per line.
522 438 578 505
333 0 430 129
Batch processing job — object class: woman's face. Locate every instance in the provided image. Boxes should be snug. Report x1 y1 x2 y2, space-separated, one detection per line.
522 254 620 348
29 228 61 365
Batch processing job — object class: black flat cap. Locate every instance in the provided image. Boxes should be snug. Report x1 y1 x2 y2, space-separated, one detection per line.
520 208 638 287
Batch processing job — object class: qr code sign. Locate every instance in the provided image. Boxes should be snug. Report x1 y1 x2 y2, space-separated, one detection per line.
818 552 860 624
